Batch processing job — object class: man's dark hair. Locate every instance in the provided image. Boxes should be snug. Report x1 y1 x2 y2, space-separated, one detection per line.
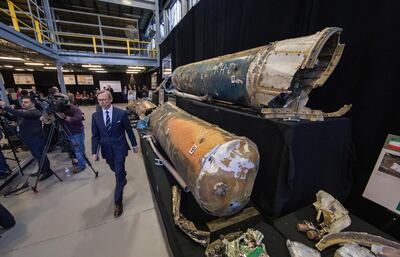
21 90 29 96
21 95 32 101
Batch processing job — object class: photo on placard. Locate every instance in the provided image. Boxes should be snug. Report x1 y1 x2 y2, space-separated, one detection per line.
378 151 400 179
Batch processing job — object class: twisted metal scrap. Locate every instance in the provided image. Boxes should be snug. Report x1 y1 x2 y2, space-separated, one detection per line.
172 185 210 247
205 229 269 257
297 190 351 240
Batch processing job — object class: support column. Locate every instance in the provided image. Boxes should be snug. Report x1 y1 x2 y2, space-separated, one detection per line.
56 64 66 94
0 73 10 105
155 0 161 66
43 0 57 50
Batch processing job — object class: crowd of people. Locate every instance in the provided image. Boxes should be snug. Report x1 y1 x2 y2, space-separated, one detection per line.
0 87 139 219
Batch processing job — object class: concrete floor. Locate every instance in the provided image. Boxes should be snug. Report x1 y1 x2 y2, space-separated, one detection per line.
0 104 171 257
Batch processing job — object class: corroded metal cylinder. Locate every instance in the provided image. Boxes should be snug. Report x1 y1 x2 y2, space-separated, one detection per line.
171 27 344 109
149 102 260 216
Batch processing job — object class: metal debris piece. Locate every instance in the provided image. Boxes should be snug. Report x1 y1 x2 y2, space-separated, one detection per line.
172 185 210 247
205 229 269 257
313 190 351 234
127 99 157 119
206 207 260 233
168 27 349 120
261 104 352 121
297 190 351 240
371 244 400 257
286 240 321 257
150 102 260 217
316 232 400 251
334 243 375 257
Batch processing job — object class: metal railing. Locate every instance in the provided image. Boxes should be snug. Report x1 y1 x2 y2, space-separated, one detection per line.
0 0 157 58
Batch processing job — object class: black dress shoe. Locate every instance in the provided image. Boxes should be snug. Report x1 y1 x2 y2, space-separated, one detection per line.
38 172 53 181
114 203 123 218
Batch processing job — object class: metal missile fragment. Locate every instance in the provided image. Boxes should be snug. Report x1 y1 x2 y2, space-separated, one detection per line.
334 243 375 257
287 240 321 257
149 102 260 216
316 232 400 251
168 27 349 120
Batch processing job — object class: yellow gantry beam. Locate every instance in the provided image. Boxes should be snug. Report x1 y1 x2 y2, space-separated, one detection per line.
126 40 131 56
34 20 43 43
92 37 97 54
7 0 19 32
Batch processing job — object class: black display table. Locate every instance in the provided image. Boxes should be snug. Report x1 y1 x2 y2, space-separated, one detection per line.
273 205 399 256
140 136 290 257
176 97 354 218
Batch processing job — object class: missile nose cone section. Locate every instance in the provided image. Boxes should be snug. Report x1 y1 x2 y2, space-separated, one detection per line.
196 139 259 216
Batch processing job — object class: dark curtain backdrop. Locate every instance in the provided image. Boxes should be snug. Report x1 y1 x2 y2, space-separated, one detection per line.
160 0 400 236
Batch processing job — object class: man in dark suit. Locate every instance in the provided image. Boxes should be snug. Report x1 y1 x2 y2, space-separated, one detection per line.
91 90 139 218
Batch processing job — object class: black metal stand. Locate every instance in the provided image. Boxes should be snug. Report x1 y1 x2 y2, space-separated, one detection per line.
4 115 99 195
30 116 99 192
0 117 25 191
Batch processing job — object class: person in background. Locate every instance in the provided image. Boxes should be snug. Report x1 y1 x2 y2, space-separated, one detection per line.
91 90 138 218
56 97 86 174
67 90 75 105
122 86 128 103
127 86 136 102
75 91 82 105
29 86 40 102
16 87 23 105
0 96 53 181
48 86 59 96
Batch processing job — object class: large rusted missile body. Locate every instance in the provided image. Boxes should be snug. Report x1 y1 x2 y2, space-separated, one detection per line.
149 102 260 217
171 27 344 110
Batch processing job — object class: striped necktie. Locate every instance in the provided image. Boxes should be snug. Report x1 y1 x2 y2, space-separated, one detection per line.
105 110 111 131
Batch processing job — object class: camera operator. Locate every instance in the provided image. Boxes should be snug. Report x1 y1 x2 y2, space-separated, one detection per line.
55 97 86 174
0 96 54 181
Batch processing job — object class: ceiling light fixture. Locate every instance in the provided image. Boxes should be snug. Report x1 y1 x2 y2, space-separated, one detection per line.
25 62 44 66
82 64 102 68
0 57 24 61
95 71 107 73
3 65 13 68
15 68 25 71
27 69 34 71
88 68 104 71
43 67 57 70
128 66 145 70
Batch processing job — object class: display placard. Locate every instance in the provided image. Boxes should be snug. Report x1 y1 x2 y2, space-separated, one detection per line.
77 75 94 85
13 73 35 85
99 81 122 92
363 134 400 214
64 75 76 85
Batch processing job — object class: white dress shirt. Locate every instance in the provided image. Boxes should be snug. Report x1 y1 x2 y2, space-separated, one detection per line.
102 105 113 127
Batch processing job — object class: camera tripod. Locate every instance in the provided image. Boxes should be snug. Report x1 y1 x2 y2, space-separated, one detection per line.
0 117 24 191
6 114 99 195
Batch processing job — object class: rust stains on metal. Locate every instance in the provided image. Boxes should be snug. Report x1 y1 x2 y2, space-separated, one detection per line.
150 102 260 216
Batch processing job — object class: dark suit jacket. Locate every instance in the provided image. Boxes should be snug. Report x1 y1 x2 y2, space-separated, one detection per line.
91 106 137 160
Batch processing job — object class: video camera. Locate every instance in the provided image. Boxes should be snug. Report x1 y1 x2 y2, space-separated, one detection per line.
38 94 70 124
39 94 70 115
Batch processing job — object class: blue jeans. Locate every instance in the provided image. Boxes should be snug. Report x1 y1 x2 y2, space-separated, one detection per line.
69 132 86 170
23 136 51 173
